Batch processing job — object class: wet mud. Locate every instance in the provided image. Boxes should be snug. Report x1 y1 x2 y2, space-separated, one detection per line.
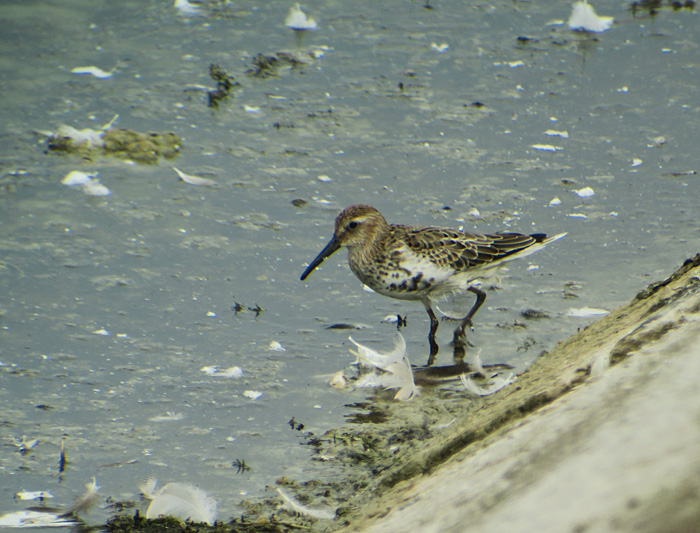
102 254 700 531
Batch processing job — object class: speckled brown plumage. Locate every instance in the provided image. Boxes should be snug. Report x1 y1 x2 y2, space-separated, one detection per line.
301 204 566 364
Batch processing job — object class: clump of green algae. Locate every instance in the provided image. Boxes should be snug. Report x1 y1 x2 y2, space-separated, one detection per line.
47 128 182 164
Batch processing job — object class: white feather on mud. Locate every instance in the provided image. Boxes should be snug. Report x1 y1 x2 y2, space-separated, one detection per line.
277 488 335 520
349 334 418 401
143 480 217 525
461 373 516 396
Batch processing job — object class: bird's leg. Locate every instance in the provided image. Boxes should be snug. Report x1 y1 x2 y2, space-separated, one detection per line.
425 303 440 366
453 286 487 361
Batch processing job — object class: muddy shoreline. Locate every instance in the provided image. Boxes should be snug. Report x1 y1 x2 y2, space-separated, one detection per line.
105 254 700 531
338 253 700 532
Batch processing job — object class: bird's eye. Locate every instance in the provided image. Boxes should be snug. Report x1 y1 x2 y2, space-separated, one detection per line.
347 221 359 230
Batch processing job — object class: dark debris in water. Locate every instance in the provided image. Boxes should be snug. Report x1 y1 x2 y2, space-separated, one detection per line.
231 302 264 317
288 417 305 431
629 0 695 16
207 64 241 108
515 35 539 45
228 374 514 529
516 337 538 352
233 458 251 474
521 309 551 320
244 53 302 78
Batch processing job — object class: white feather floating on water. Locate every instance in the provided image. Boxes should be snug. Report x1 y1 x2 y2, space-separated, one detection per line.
568 1 613 33
52 115 118 150
148 411 185 422
61 171 111 196
0 510 78 528
71 66 116 79
277 488 335 520
63 477 100 517
174 0 201 16
62 170 96 186
544 129 569 139
201 365 243 378
354 371 386 390
15 490 54 501
431 42 450 53
465 206 481 219
145 481 217 525
573 186 595 198
268 340 286 352
285 3 317 30
350 335 404 368
329 370 349 389
137 477 159 499
1 476 98 527
566 306 610 318
532 144 563 152
10 435 39 453
349 334 418 401
82 179 111 196
468 348 486 376
384 358 417 401
55 125 105 148
460 373 516 396
172 167 218 187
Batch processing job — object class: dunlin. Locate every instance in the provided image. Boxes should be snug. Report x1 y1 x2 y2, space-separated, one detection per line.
301 204 565 364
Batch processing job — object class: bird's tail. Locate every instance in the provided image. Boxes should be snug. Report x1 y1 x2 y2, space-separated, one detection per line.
488 232 567 267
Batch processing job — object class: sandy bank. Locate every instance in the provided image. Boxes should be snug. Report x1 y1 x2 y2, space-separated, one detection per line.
341 254 700 532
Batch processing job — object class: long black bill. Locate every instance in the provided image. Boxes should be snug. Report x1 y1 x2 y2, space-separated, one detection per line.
300 236 341 280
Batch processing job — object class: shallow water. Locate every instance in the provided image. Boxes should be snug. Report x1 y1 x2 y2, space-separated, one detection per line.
1 0 698 527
